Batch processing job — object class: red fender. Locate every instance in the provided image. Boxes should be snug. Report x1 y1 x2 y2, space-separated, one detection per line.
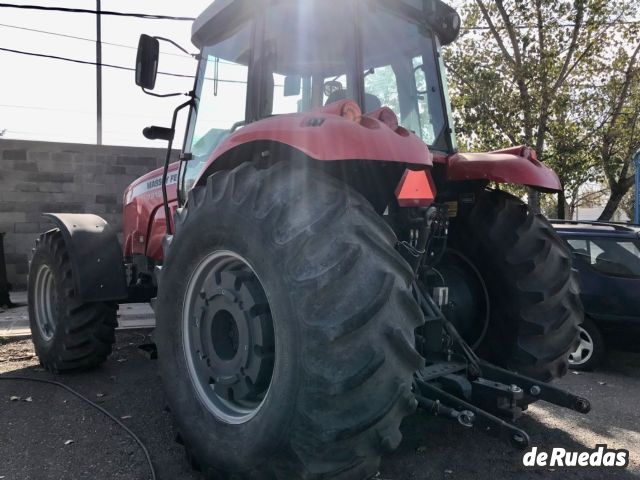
443 146 561 191
122 102 433 261
194 100 431 186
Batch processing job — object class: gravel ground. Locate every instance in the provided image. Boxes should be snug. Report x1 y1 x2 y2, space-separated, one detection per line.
0 331 638 480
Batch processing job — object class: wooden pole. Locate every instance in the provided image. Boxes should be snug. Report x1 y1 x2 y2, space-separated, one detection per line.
96 0 103 145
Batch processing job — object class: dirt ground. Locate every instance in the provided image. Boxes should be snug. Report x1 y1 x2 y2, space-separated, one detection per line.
1 331 639 480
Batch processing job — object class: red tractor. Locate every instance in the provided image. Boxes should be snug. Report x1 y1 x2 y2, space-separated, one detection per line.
27 0 588 478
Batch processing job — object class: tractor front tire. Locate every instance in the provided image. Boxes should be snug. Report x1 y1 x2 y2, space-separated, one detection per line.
155 162 424 479
451 190 581 382
28 230 117 372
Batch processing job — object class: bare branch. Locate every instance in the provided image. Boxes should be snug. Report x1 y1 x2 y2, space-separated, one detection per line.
561 12 625 88
604 41 640 145
552 0 585 92
474 0 515 66
494 0 523 67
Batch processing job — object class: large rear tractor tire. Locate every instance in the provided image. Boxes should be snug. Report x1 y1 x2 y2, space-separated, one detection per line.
28 230 118 373
449 190 581 382
155 161 424 479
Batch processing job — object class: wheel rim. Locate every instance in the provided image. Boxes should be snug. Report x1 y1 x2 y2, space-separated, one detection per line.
34 264 57 341
568 326 594 365
182 250 275 424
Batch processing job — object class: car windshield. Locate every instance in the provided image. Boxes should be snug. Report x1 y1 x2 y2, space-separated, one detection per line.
567 237 640 278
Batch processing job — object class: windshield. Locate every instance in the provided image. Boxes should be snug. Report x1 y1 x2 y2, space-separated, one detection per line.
180 0 457 198
260 2 359 116
259 1 454 150
361 6 452 150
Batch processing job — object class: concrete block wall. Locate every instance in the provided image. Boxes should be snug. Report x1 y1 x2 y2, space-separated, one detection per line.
0 139 178 289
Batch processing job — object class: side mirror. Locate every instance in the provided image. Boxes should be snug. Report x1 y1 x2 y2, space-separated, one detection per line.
135 34 159 90
284 75 301 97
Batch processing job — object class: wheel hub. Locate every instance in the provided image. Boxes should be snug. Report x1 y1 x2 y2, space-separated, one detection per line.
425 250 490 349
183 251 275 424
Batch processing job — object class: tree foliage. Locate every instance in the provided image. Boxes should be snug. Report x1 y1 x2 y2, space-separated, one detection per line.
446 0 640 219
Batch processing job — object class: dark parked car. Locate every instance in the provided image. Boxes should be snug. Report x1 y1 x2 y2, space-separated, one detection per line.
552 220 640 370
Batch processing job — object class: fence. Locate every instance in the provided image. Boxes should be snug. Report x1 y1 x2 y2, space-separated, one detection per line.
0 138 178 289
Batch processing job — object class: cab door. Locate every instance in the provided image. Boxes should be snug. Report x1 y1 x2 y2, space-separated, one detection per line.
178 23 253 204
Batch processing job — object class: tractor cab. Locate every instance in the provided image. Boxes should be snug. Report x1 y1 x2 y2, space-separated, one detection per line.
179 0 460 195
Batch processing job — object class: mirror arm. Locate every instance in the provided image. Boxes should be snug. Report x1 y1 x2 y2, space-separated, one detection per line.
153 36 198 58
143 87 191 98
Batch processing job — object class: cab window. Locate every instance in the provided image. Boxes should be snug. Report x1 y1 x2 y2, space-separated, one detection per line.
361 7 448 149
180 23 252 196
260 2 358 116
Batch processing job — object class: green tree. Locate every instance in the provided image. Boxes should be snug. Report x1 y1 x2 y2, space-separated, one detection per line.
446 0 637 214
594 41 640 220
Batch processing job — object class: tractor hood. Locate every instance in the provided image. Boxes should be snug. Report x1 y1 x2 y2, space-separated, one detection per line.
192 0 460 49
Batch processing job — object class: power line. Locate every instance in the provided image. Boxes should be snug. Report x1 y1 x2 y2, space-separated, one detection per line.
0 103 171 118
0 23 234 64
461 19 640 31
0 46 248 84
0 3 194 21
0 45 193 78
0 22 192 60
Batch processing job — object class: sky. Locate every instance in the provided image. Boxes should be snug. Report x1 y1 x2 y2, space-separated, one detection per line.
0 0 470 148
0 1 213 147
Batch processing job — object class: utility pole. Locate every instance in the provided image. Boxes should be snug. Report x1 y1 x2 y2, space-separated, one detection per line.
96 0 102 145
634 150 640 225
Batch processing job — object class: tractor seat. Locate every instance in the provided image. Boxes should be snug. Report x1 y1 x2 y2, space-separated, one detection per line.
325 89 382 113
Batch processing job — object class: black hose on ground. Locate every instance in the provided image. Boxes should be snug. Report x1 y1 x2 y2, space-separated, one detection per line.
0 375 157 480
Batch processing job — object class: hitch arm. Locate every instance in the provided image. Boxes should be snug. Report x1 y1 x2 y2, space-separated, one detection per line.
415 378 531 449
415 394 475 427
479 361 591 414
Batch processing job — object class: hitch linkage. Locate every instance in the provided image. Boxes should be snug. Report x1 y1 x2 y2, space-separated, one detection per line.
410 258 590 449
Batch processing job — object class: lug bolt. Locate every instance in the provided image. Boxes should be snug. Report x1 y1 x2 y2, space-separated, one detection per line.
530 385 541 396
510 384 522 393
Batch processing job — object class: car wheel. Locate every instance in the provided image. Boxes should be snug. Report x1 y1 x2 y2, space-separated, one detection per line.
568 317 604 371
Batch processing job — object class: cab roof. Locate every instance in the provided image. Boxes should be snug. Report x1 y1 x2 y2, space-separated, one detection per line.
191 0 460 49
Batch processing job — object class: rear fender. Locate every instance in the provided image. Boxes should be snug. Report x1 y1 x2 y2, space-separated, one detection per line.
444 146 561 192
193 100 432 187
42 213 127 302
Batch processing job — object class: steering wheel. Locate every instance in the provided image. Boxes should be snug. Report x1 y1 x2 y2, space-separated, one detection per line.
323 80 343 97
